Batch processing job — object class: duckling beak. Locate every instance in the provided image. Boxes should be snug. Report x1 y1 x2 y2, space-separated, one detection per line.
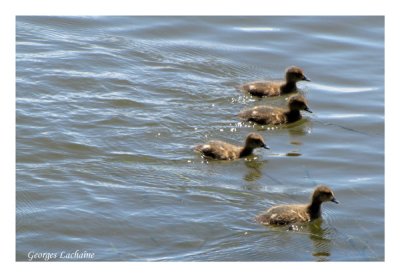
302 76 311 82
304 106 313 113
262 144 270 150
331 197 339 204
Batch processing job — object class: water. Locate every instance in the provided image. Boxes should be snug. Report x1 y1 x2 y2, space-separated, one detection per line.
16 16 384 261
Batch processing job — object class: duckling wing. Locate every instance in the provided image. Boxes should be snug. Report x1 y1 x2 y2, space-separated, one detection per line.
256 205 310 225
242 81 282 97
195 141 237 160
239 106 283 125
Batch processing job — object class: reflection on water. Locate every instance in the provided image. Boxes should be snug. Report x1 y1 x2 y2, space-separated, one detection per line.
265 219 332 261
287 118 313 137
286 152 302 157
308 219 332 261
243 159 265 182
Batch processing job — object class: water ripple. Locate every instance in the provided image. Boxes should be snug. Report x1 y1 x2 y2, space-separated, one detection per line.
233 26 281 32
311 83 377 93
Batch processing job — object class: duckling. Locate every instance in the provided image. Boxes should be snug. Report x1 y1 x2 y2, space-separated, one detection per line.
241 66 310 97
194 132 269 160
256 185 339 226
238 94 312 125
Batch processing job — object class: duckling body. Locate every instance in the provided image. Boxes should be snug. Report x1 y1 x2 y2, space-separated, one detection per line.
256 185 338 226
194 132 269 160
238 94 312 125
241 66 310 97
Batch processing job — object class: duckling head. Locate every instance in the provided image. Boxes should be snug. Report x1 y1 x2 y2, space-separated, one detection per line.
285 66 311 83
245 133 270 150
312 185 339 204
288 94 313 113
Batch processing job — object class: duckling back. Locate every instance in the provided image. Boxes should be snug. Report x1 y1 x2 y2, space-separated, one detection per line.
238 105 289 125
194 141 240 160
241 81 284 97
256 204 310 225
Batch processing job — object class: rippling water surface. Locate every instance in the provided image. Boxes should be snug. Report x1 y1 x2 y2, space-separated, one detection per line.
16 16 384 261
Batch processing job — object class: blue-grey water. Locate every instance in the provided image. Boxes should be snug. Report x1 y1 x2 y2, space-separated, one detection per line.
16 16 384 261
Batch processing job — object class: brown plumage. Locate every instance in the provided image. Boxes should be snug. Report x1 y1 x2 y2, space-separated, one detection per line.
256 185 339 226
238 94 312 125
194 132 269 160
241 66 310 97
